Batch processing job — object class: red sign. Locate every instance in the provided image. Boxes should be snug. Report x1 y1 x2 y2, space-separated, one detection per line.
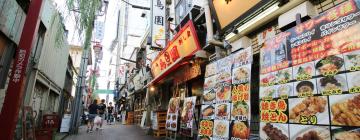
151 21 201 80
0 0 44 139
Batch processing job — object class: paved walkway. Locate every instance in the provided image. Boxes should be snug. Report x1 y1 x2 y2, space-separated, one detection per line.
65 123 162 140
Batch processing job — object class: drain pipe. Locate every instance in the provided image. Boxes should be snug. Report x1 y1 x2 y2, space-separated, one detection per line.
204 0 224 58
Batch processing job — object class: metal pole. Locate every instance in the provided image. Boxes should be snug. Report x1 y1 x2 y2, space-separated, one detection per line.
204 0 223 58
70 49 89 134
0 0 44 139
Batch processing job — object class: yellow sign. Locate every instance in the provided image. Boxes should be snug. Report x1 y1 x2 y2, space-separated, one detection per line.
151 21 201 79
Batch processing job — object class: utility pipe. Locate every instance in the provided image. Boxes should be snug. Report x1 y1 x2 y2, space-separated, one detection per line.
203 0 224 59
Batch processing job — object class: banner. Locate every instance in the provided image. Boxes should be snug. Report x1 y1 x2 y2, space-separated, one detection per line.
180 96 197 137
166 97 180 131
151 0 166 48
259 1 360 140
200 47 253 140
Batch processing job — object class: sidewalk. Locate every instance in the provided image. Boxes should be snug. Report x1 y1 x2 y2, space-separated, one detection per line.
64 123 161 140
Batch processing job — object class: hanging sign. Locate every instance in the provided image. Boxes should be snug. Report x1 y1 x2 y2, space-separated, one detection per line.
151 0 166 48
150 21 201 80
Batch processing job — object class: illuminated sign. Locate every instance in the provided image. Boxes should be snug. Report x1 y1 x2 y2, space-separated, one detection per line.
210 0 271 32
151 21 201 79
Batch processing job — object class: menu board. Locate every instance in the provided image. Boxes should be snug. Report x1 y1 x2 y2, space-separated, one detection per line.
199 47 253 140
180 96 197 136
259 1 360 140
166 97 180 131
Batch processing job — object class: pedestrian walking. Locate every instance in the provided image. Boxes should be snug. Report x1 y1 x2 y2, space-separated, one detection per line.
107 102 114 125
87 99 98 133
97 99 106 130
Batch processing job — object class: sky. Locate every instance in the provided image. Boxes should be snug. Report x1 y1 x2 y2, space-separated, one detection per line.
54 0 150 100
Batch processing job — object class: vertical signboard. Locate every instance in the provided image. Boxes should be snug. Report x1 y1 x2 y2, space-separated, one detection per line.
151 0 166 48
199 47 253 140
259 1 360 140
166 97 180 131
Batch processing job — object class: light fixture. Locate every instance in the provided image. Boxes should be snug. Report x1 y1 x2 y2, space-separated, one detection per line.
150 86 155 92
225 3 280 41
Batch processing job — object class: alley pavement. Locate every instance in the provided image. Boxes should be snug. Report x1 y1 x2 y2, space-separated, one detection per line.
65 123 162 140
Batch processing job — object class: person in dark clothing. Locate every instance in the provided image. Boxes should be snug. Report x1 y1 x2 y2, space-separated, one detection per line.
107 102 114 124
87 99 98 133
97 99 106 129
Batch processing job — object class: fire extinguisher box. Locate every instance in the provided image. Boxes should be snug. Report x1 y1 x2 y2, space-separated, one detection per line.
42 114 60 130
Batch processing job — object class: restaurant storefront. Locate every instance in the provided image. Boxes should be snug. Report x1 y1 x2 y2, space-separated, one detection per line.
196 0 360 140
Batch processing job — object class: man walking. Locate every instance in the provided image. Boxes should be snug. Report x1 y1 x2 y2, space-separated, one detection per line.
107 102 114 125
87 99 98 133
97 99 106 130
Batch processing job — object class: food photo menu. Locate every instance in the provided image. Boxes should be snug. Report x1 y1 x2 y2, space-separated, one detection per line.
259 0 360 139
199 47 253 140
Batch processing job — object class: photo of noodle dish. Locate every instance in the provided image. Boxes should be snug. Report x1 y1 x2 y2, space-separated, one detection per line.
315 55 345 76
213 120 229 138
216 70 232 82
293 62 315 80
231 101 249 120
205 62 218 77
290 124 330 140
289 96 330 124
203 90 216 104
204 75 217 91
276 83 293 98
232 65 251 84
317 74 348 94
346 71 360 93
260 86 276 99
276 68 293 83
344 50 360 71
329 94 360 126
233 47 252 67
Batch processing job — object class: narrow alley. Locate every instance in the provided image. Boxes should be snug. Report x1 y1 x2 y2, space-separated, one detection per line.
65 123 160 140
1 0 360 140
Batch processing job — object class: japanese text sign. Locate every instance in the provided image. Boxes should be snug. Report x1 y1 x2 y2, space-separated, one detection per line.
151 0 166 48
151 21 201 79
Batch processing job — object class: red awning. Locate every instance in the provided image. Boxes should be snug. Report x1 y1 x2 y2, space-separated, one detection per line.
145 56 193 87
